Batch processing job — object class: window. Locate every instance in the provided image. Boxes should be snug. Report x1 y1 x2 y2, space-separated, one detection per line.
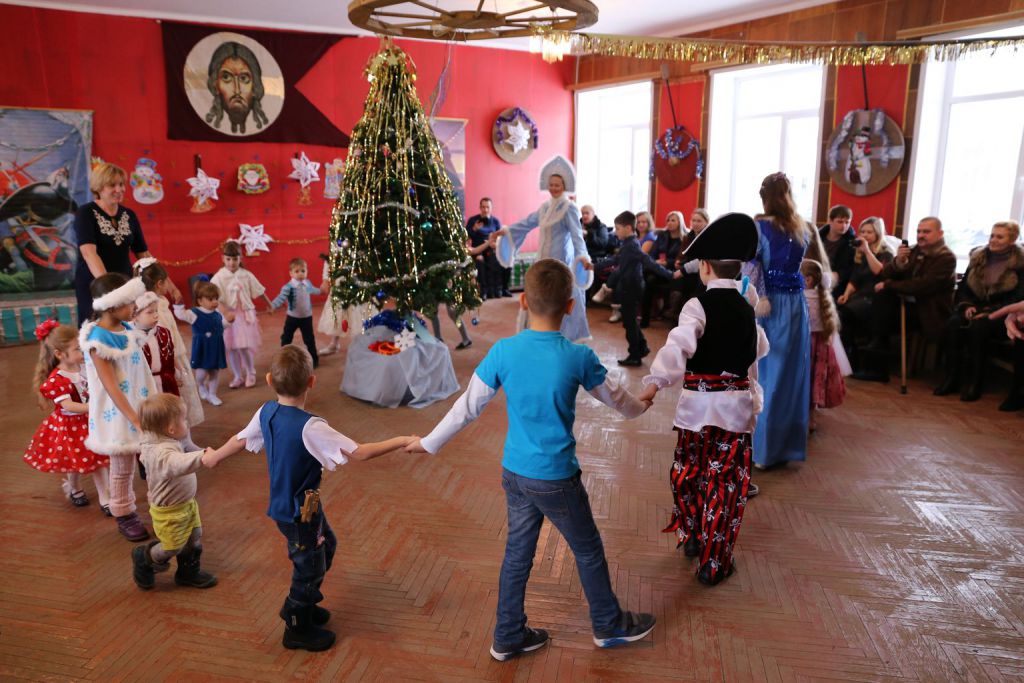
575 81 652 219
707 63 826 220
906 23 1024 259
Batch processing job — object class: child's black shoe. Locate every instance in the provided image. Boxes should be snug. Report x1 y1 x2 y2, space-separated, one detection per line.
132 545 156 590
283 624 336 651
173 547 218 589
617 357 642 367
489 627 549 661
683 536 701 558
593 611 656 648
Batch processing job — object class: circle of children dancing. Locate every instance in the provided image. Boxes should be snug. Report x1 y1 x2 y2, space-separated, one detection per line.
23 166 849 659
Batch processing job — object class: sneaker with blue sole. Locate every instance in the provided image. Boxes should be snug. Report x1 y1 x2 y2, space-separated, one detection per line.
489 627 550 661
593 611 656 648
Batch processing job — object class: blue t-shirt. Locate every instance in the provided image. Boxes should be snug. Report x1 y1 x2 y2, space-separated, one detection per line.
474 330 607 480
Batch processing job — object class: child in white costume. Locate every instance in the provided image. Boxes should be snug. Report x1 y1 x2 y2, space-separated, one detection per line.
211 240 272 388
79 273 157 542
134 257 205 430
317 257 375 355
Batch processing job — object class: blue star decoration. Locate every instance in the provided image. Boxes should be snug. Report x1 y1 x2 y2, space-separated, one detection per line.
140 387 149 398
102 408 118 422
119 380 129 393
130 352 141 366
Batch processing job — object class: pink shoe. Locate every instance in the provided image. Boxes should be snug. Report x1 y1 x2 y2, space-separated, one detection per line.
116 512 150 542
245 374 257 388
228 377 244 389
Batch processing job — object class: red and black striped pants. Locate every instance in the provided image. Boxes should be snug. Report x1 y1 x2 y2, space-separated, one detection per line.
663 425 752 583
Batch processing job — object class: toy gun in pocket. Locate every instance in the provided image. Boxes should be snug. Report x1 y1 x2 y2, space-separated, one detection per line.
299 489 321 523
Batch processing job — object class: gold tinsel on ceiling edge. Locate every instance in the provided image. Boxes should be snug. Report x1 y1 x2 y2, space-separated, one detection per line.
532 29 1024 66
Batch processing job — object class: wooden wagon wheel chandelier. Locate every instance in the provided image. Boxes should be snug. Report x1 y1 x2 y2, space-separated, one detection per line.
348 0 598 41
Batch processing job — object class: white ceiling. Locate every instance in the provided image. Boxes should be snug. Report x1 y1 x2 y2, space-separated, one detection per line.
9 0 834 48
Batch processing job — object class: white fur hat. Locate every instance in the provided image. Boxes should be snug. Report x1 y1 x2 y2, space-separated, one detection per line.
133 256 158 274
134 291 160 310
538 155 576 193
92 277 146 311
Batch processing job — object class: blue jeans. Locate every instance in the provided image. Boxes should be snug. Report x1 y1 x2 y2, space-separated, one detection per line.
275 511 337 618
495 468 622 648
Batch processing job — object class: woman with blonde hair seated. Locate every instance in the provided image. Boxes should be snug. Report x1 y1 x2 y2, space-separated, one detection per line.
836 217 894 363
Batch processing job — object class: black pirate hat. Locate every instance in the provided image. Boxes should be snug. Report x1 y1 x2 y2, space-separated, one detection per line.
681 212 758 261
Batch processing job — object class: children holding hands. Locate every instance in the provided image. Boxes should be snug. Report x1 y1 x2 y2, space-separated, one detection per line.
638 214 768 586
211 240 273 389
270 258 322 367
407 258 656 661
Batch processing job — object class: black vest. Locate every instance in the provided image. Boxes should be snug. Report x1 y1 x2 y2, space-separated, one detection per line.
687 288 757 376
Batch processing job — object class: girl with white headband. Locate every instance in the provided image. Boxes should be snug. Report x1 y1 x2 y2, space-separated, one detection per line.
79 273 158 542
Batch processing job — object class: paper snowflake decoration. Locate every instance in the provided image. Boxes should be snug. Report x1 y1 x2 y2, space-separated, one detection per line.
236 223 273 256
288 152 321 188
186 169 220 204
394 328 417 352
504 120 532 154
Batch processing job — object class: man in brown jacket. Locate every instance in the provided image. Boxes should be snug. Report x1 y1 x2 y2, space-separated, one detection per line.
853 217 956 382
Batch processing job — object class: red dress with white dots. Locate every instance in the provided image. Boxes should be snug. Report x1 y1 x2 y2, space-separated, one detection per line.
24 369 109 473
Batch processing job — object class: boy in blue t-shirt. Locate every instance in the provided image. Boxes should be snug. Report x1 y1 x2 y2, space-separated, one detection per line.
407 258 657 661
207 345 414 652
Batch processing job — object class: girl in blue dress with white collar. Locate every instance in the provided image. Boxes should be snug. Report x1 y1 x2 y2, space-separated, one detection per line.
174 281 232 406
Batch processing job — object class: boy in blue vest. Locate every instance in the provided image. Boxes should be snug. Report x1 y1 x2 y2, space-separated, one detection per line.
637 214 769 586
207 345 414 651
407 258 657 661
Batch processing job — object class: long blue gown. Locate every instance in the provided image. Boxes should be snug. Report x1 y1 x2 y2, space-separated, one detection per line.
505 196 591 342
748 219 810 467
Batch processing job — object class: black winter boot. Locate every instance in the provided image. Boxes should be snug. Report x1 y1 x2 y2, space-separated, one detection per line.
131 542 163 590
959 353 985 402
999 343 1024 411
174 547 218 588
933 349 961 396
281 601 336 651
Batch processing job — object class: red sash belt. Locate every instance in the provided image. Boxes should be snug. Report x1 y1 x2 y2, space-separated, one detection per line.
683 373 749 392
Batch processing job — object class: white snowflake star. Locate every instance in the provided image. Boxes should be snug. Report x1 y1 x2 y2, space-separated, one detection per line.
288 152 321 188
394 328 417 352
237 223 273 256
186 169 219 204
504 120 531 154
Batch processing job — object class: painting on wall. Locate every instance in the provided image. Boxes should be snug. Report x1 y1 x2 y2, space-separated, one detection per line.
431 117 467 221
0 107 92 296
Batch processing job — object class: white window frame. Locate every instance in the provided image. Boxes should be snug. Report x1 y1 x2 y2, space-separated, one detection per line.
574 80 653 220
904 21 1024 260
706 62 827 221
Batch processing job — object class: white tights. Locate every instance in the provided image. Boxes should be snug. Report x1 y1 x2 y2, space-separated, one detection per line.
195 369 221 402
62 468 110 506
226 348 256 383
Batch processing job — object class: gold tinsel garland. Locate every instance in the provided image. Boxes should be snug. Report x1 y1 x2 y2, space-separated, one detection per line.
159 237 324 268
536 29 1024 66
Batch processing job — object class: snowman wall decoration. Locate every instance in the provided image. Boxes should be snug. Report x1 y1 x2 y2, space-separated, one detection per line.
827 109 905 196
130 158 164 204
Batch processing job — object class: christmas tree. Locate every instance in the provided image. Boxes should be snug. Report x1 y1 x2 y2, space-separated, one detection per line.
327 42 481 319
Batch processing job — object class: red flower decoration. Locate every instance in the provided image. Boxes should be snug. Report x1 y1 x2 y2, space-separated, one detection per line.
34 318 61 342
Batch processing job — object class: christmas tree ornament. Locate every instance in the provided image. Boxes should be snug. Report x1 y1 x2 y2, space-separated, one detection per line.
236 223 273 256
394 327 417 351
130 158 164 204
237 163 270 194
186 167 219 213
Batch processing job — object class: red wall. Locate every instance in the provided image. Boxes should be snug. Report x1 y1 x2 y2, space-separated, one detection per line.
826 64 911 235
651 80 705 227
1 5 573 291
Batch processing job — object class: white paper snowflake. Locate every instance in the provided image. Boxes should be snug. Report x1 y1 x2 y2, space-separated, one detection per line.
288 152 321 188
394 328 417 352
504 120 531 154
237 223 273 256
186 169 220 204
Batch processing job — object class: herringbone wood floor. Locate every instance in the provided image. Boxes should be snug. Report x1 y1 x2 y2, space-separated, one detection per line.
2 299 1022 682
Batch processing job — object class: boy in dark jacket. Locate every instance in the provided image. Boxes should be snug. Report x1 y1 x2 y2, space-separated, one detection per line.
592 211 681 366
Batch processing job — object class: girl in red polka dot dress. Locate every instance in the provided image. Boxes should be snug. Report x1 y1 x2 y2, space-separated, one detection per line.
24 320 111 510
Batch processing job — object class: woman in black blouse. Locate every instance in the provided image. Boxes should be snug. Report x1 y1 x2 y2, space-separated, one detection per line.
640 210 687 326
73 163 152 323
836 217 894 362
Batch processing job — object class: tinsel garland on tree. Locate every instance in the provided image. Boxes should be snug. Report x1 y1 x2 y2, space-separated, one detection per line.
327 43 481 319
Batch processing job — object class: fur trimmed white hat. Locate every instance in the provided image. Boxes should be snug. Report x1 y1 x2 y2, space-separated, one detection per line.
93 277 146 312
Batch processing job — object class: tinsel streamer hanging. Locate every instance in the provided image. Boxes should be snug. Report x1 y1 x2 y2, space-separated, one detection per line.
536 30 1024 66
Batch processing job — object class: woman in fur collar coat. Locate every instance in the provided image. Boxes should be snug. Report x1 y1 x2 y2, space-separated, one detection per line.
935 221 1024 402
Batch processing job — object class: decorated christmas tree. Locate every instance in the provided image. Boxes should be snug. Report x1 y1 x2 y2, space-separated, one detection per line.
327 42 481 319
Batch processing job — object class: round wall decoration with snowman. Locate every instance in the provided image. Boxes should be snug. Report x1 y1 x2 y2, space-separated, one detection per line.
827 108 905 196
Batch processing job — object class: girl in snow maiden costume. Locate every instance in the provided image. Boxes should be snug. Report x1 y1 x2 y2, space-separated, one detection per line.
80 273 158 542
490 156 593 342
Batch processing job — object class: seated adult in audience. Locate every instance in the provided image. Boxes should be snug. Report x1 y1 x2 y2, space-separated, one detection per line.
676 208 711 302
991 299 1024 411
636 211 657 254
581 204 611 259
934 220 1024 401
819 205 856 299
641 210 686 326
853 217 956 382
837 217 894 364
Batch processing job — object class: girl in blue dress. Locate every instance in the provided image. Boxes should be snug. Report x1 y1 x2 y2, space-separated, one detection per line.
174 281 231 406
492 156 593 342
745 173 829 468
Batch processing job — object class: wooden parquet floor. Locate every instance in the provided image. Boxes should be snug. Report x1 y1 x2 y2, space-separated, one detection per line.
1 299 1023 682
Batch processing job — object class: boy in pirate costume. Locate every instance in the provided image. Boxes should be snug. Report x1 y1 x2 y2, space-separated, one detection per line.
638 214 769 586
